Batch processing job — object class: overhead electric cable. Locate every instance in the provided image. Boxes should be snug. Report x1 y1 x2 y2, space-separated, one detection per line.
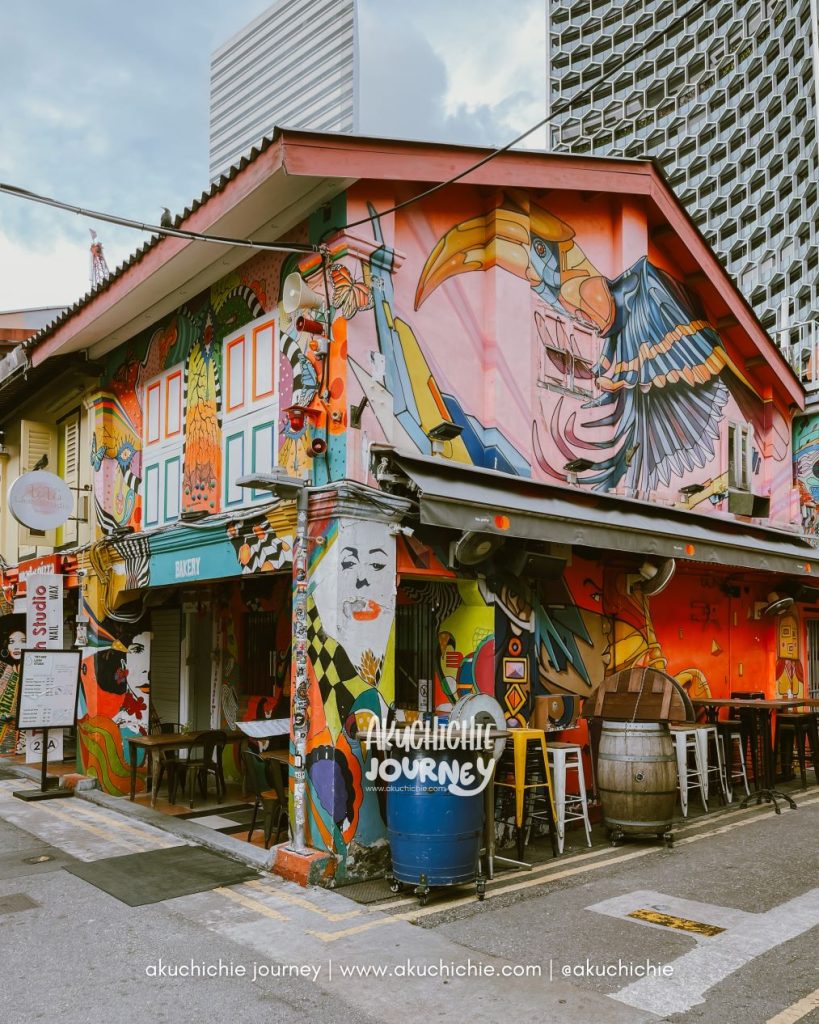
0 181 317 254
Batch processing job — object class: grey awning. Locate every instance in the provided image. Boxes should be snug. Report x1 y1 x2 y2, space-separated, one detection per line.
387 450 819 577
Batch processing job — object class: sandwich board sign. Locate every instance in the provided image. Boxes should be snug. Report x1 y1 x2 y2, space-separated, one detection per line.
14 649 80 801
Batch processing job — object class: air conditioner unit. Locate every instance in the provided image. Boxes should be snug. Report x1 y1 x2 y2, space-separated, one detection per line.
728 488 769 518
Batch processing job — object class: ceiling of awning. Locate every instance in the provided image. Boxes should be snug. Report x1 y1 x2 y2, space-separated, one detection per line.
384 450 819 577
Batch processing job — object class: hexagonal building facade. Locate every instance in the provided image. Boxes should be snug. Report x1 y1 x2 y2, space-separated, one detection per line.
549 0 819 367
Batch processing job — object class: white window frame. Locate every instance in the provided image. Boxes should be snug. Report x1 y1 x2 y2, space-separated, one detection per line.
221 312 279 508
142 363 184 528
728 421 751 490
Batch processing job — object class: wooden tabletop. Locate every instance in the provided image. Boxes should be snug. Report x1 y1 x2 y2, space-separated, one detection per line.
128 729 245 749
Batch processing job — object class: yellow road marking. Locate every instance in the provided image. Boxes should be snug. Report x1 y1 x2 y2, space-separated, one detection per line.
213 886 289 921
25 802 147 849
309 916 404 942
69 802 181 847
766 987 819 1024
245 880 361 922
627 908 724 936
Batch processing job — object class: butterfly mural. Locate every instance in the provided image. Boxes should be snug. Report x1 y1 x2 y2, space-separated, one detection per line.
331 263 374 320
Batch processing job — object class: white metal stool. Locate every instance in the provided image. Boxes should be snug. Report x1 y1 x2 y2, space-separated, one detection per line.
670 726 709 816
546 742 592 853
719 725 751 797
698 725 731 804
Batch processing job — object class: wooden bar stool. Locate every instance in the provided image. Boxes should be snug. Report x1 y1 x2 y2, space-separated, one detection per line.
494 728 558 860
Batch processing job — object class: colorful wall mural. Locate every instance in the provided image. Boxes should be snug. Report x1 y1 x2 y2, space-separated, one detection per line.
0 615 26 755
337 186 793 523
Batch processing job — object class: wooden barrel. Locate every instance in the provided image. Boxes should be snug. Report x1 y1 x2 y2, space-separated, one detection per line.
597 721 677 836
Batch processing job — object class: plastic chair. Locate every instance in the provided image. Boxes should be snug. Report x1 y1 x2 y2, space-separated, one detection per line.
171 730 227 808
242 749 288 848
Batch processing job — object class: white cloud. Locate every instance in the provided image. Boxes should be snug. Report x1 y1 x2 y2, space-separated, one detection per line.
0 229 92 309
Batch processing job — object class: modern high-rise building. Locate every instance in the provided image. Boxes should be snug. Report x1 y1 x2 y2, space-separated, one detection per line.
209 0 359 182
549 0 819 365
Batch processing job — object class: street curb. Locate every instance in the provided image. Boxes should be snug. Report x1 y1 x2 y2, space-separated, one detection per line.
75 786 275 873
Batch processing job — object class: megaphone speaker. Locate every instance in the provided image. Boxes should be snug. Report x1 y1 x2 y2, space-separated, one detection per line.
282 272 323 314
306 436 327 458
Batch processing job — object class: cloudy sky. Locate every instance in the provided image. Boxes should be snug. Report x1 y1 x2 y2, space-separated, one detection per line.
0 1 545 311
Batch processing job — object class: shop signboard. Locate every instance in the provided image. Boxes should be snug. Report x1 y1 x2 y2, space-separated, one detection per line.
8 471 73 531
24 572 64 763
17 649 81 731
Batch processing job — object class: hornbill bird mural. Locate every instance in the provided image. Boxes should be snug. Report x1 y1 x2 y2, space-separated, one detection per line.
414 191 753 493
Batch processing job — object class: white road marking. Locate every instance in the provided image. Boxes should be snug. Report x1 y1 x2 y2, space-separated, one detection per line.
602 888 819 1016
766 986 819 1024
589 889 755 938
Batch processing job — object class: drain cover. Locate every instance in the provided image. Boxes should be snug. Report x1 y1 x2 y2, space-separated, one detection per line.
22 854 53 865
0 893 39 915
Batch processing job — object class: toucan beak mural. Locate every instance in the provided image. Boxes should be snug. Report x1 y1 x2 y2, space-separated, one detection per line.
414 192 616 334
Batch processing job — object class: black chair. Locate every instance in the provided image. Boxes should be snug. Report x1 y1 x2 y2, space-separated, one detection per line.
148 710 183 799
242 749 288 849
170 730 227 808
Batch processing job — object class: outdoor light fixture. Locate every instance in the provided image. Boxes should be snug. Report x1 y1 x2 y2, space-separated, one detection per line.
679 483 705 497
236 470 305 500
284 404 321 433
563 458 594 473
426 420 463 456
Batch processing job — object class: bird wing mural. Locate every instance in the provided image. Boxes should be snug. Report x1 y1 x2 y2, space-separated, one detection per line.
415 191 755 492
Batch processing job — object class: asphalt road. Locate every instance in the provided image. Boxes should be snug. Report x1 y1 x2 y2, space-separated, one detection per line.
0 773 817 1024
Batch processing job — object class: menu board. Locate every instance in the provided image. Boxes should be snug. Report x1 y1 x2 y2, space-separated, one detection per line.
16 649 81 730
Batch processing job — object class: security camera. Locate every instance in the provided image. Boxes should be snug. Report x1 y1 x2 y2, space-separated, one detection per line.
388 524 414 537
76 568 88 578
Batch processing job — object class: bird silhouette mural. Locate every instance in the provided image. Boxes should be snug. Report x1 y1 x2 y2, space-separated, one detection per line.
415 190 753 492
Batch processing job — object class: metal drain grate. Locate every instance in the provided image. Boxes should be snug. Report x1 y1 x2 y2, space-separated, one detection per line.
0 893 39 915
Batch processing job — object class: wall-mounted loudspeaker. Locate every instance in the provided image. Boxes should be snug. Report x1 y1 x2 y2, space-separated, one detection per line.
282 272 323 314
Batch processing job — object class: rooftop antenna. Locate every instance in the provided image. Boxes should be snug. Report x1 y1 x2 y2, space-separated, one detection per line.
89 229 110 289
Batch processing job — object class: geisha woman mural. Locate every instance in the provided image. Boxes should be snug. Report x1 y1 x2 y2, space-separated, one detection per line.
0 615 26 755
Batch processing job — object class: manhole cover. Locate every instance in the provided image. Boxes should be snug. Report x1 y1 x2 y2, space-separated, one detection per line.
22 854 53 865
0 893 39 915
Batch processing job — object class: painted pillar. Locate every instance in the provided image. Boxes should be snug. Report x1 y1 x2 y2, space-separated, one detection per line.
301 482 410 881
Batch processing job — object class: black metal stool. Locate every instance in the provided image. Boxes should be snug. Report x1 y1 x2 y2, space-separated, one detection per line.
775 711 819 788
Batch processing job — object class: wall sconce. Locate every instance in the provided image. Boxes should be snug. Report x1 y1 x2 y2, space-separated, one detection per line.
427 421 463 456
680 483 705 497
284 405 321 432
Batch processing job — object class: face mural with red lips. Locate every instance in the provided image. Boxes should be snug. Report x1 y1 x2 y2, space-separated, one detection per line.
306 520 397 869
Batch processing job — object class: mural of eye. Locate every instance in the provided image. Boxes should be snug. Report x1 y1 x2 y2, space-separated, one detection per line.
812 459 819 479
370 561 386 572
533 238 547 257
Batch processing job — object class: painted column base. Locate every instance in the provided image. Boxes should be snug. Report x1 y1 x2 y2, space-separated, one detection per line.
270 842 337 887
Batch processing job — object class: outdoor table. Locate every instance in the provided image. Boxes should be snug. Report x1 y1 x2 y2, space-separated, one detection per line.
692 698 819 813
127 729 244 807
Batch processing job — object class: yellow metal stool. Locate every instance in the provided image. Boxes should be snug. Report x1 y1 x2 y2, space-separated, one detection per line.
494 728 559 860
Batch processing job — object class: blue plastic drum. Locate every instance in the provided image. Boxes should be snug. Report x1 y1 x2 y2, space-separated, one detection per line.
387 747 485 887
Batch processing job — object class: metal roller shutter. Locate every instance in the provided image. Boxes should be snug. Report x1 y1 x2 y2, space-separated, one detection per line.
149 608 181 726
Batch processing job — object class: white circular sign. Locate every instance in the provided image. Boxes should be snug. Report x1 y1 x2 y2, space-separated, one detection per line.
8 471 74 530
